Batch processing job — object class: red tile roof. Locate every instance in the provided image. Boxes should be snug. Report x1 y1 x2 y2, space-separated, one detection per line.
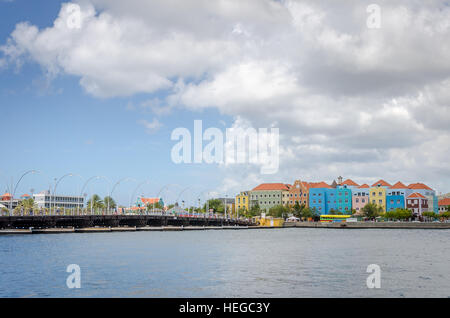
407 192 426 199
139 198 160 205
252 183 290 191
371 179 392 187
389 181 408 189
21 194 30 198
438 198 450 206
308 182 332 189
342 179 359 187
358 184 370 189
408 183 433 190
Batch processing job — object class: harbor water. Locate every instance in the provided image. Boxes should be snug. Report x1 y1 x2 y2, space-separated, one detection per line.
0 228 449 297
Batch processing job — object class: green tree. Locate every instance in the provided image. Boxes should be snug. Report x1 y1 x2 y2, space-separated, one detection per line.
292 201 303 218
423 211 438 220
103 196 116 209
268 205 289 218
361 203 383 220
248 204 261 217
86 194 104 211
301 207 314 220
203 199 224 214
148 201 163 211
14 198 37 215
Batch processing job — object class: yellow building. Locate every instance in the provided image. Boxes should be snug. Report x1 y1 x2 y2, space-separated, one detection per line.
235 191 249 214
369 180 391 212
255 216 284 227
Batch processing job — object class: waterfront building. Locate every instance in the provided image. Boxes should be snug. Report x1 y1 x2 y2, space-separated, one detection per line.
0 193 20 209
235 191 249 213
352 184 370 214
308 182 332 215
369 180 391 212
250 183 290 213
438 198 450 213
406 193 428 217
386 181 408 211
136 197 164 208
332 186 352 213
33 190 84 209
284 180 309 207
340 178 360 189
407 183 438 213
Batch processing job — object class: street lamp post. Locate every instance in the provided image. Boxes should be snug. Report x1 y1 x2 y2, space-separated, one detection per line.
108 177 133 215
9 170 38 217
53 173 74 216
80 176 106 216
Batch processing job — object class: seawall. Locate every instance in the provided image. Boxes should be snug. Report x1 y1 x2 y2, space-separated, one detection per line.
283 221 450 229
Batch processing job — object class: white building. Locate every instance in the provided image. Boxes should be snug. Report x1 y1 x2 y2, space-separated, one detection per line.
33 190 84 209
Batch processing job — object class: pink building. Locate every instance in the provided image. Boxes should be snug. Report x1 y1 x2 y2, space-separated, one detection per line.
352 184 370 214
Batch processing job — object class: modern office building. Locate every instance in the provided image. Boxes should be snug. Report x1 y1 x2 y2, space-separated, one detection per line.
33 190 84 209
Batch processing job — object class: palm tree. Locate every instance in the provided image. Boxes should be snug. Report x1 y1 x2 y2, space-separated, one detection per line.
86 194 104 214
103 196 116 210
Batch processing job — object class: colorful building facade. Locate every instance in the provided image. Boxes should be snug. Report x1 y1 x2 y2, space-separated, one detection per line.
406 193 428 216
283 180 309 207
407 183 437 213
250 183 290 213
235 191 249 213
308 182 332 215
352 184 370 214
369 180 391 212
386 181 408 211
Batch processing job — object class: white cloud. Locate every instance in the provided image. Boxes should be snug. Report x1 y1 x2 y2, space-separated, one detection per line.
138 118 163 134
1 0 450 193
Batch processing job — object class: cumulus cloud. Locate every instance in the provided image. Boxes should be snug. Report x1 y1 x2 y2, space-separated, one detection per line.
1 0 450 193
138 118 163 134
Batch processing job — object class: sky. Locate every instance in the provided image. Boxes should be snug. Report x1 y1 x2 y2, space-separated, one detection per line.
0 0 449 206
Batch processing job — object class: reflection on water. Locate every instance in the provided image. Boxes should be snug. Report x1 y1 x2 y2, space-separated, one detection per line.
0 229 449 297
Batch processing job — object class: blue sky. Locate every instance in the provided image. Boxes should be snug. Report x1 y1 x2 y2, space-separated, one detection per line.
0 0 233 206
1 0 449 204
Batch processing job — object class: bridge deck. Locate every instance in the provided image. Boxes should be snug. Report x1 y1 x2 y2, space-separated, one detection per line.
0 215 254 229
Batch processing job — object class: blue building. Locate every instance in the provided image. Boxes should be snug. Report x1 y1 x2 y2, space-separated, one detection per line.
334 186 352 213
386 195 405 211
386 181 408 211
308 182 331 215
309 188 327 215
309 182 352 215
